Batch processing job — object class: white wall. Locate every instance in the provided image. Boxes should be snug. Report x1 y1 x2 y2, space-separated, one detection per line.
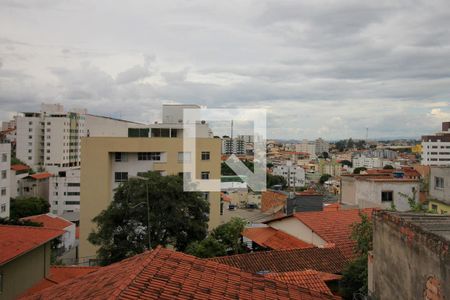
49 168 81 215
422 141 450 166
272 164 306 187
268 217 327 246
0 143 11 218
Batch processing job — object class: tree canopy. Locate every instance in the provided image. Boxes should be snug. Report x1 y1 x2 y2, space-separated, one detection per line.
88 172 210 265
319 174 332 184
10 196 50 219
267 174 287 189
353 167 367 174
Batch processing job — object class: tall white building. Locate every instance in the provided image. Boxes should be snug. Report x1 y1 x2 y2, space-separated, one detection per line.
352 155 383 169
315 138 330 155
16 103 146 169
421 121 450 166
0 143 11 218
222 137 245 155
295 140 316 159
49 168 80 215
272 163 306 188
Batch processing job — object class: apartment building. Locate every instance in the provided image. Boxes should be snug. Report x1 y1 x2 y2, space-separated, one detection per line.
272 163 306 188
49 168 81 215
0 143 11 218
79 104 221 259
315 138 330 155
352 155 383 169
421 121 450 166
341 172 420 211
428 166 450 214
16 103 145 169
221 137 245 155
295 140 317 159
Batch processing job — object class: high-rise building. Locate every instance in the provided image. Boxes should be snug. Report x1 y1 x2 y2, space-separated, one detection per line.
0 143 11 218
421 121 450 166
49 168 80 215
315 138 329 155
16 103 145 169
295 140 316 159
79 105 221 260
272 163 306 187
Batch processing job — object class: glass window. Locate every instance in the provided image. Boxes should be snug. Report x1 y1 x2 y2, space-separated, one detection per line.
137 152 161 161
1 154 7 162
201 172 210 180
201 152 210 161
1 203 6 212
1 170 6 179
1 188 6 196
114 172 128 182
435 177 444 189
178 152 191 162
381 191 393 202
115 152 128 162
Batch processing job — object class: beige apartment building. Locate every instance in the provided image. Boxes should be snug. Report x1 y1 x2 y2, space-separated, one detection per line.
79 136 221 259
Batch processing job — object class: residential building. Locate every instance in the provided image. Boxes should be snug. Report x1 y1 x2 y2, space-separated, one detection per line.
352 154 383 169
428 166 450 214
369 211 450 299
10 164 30 198
318 159 342 177
23 246 339 300
272 163 306 188
0 143 11 218
16 103 144 169
315 138 330 155
221 136 245 155
286 189 324 214
295 140 317 159
421 121 450 166
79 137 221 260
49 168 80 215
242 226 313 250
18 172 52 201
340 172 420 211
264 208 373 260
21 213 76 252
0 225 63 300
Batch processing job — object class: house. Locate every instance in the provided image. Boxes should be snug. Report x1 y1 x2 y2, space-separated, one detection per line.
428 166 450 214
22 246 340 300
369 211 450 299
340 172 420 211
242 226 314 250
21 213 76 252
264 208 373 259
287 189 324 214
19 172 52 201
10 164 30 199
0 225 64 300
0 143 11 218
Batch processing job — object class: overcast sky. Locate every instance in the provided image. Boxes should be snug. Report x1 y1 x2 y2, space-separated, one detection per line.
1 0 449 139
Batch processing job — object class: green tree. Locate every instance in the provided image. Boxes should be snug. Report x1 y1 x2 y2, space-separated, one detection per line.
88 172 209 265
319 174 332 184
322 152 329 159
267 174 287 189
10 196 50 219
383 165 394 169
185 236 227 258
211 217 247 254
353 167 367 174
340 160 352 167
221 161 254 176
340 213 373 299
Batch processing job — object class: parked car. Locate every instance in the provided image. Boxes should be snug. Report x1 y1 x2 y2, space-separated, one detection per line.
228 204 237 210
246 203 258 209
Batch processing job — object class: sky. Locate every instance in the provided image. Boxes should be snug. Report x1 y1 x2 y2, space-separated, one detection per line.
1 0 450 140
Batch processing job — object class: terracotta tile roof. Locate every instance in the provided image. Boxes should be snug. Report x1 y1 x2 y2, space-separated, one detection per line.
209 248 347 274
265 270 333 295
323 203 340 212
75 226 80 239
243 227 314 250
21 214 73 230
22 247 339 300
29 172 53 180
0 225 64 266
293 209 374 259
21 266 100 297
11 164 30 171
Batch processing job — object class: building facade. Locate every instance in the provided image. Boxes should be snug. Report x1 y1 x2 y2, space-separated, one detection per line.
428 166 450 214
421 121 450 166
49 168 81 215
272 164 306 188
0 143 11 218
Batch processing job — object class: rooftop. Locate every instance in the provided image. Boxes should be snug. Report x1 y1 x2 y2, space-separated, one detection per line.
11 164 30 172
266 270 337 295
29 172 53 180
0 225 64 266
23 247 339 300
242 227 314 250
209 248 347 274
21 214 73 231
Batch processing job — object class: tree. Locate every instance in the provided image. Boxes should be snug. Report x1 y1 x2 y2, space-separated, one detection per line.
319 174 332 184
0 218 42 226
221 160 254 176
347 138 354 149
340 213 373 299
267 174 287 189
322 152 329 159
88 172 210 265
10 196 50 219
186 217 248 257
353 167 367 174
383 165 394 169
340 160 352 167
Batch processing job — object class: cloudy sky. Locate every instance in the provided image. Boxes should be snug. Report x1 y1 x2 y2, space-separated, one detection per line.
1 0 450 139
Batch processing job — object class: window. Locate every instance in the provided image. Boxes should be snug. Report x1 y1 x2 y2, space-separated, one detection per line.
381 191 393 202
201 151 210 160
67 192 80 196
1 188 6 196
1 154 6 162
201 171 210 180
65 201 80 205
137 152 161 161
28 135 32 139
67 182 80 187
1 170 6 179
128 128 149 137
178 152 191 162
28 128 33 132
431 204 438 213
435 176 444 189
1 204 5 212
115 172 128 182
29 121 33 125
115 152 128 162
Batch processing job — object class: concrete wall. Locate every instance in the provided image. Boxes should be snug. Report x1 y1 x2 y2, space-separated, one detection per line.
341 176 357 205
79 137 221 259
371 215 450 300
0 243 50 300
429 166 450 204
0 143 11 218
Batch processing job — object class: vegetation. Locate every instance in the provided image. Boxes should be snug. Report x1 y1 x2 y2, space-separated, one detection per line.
383 165 394 169
88 172 210 265
319 174 332 184
267 173 287 189
186 217 248 258
10 196 50 219
0 217 42 226
221 161 254 176
353 167 367 174
340 160 352 167
340 213 373 299
398 188 426 212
